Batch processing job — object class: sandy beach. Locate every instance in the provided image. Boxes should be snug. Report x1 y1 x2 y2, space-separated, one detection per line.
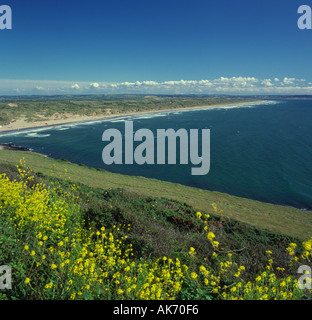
0 100 264 134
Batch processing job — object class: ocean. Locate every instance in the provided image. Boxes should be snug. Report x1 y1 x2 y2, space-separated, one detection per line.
1 99 312 210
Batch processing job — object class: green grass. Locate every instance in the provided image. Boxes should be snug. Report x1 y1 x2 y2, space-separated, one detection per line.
0 149 311 241
1 151 311 300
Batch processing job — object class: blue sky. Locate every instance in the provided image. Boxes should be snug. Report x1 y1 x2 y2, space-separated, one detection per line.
0 0 312 95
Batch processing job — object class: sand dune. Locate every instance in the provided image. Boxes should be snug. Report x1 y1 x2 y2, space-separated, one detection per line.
0 101 264 134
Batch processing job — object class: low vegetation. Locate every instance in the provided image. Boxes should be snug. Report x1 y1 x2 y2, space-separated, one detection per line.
0 95 257 125
0 158 311 300
0 150 310 241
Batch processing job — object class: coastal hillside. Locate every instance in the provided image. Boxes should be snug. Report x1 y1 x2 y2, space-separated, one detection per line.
0 149 311 300
0 149 311 240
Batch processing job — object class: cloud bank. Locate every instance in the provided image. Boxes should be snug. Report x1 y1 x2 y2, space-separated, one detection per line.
0 77 311 95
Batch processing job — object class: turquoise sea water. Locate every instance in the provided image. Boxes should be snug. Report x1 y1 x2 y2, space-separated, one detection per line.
1 99 312 210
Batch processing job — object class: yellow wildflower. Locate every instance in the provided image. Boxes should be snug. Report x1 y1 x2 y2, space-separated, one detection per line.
207 232 215 241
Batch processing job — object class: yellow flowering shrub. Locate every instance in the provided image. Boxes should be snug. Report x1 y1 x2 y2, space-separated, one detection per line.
0 161 185 300
186 208 311 300
0 160 311 301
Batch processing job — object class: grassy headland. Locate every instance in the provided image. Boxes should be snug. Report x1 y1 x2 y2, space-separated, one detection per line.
0 150 310 240
0 150 311 300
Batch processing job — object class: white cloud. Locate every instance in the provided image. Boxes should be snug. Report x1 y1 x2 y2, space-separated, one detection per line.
210 77 259 88
0 77 311 95
261 79 274 87
198 80 213 87
89 82 100 89
283 77 296 85
142 81 159 86
35 86 45 91
120 82 136 87
71 83 80 89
